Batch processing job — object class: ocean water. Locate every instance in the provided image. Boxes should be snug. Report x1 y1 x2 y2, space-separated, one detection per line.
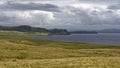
35 33 120 45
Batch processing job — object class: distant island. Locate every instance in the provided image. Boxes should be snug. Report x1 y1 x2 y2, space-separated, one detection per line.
97 29 120 33
0 25 70 36
69 29 120 34
70 31 98 34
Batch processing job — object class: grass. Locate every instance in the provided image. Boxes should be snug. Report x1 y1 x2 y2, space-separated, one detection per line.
0 57 120 68
0 31 120 68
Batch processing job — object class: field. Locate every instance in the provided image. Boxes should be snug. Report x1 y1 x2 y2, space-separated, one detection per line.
0 31 120 68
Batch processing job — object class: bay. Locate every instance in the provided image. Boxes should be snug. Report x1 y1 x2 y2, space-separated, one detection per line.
35 33 120 45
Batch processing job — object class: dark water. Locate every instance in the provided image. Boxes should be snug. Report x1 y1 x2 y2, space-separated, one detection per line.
35 33 120 45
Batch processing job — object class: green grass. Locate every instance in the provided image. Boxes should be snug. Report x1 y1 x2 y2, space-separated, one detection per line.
0 30 49 36
0 31 120 68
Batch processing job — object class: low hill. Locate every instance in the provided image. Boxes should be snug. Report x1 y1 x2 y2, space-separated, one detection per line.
0 25 70 35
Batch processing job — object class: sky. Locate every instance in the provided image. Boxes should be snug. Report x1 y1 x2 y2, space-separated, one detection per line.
0 0 120 30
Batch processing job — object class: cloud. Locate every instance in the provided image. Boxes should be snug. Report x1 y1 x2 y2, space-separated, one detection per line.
0 10 55 26
52 4 120 26
108 4 120 10
78 0 120 4
0 0 120 30
0 1 60 12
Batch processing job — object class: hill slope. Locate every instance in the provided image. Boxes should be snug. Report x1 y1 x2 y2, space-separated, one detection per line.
0 31 120 68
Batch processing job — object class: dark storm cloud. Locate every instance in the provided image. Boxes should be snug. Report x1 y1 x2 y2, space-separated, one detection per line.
78 0 120 4
0 1 60 12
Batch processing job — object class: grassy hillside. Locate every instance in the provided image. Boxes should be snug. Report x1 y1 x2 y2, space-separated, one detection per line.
0 31 120 68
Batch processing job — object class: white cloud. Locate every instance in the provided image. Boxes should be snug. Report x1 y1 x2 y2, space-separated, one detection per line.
0 10 55 26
